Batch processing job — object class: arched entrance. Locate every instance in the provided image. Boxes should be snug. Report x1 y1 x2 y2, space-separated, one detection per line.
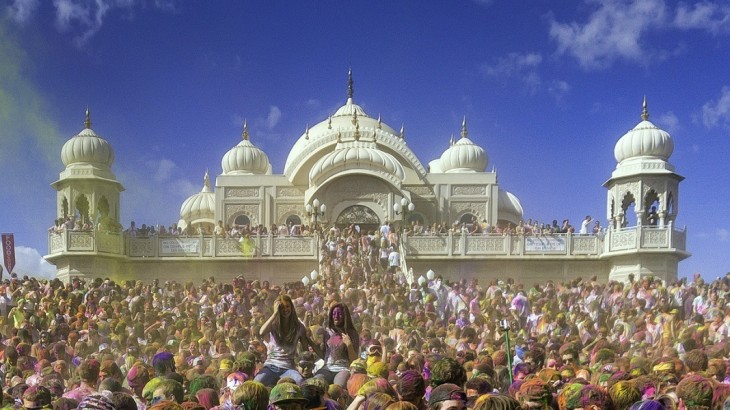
335 205 381 233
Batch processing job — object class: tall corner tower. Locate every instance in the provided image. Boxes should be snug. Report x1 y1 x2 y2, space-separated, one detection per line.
603 98 689 283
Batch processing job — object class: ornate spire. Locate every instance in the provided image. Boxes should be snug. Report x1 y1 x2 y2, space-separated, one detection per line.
305 124 310 140
352 109 358 126
450 134 455 146
84 107 92 129
242 120 249 140
354 123 360 141
372 129 378 143
203 169 211 192
400 123 405 139
377 113 382 129
327 115 332 129
347 67 354 100
641 95 649 121
460 116 468 139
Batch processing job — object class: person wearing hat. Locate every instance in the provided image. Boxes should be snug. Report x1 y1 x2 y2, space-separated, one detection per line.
428 383 466 410
269 382 309 410
254 295 321 387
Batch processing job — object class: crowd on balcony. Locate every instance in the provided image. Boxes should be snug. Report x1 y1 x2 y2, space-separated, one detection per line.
0 262 728 410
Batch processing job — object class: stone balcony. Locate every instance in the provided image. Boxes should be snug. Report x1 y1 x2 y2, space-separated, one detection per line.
47 225 687 261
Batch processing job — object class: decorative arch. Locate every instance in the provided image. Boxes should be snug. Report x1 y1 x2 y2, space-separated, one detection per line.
97 196 110 219
621 192 636 227
644 189 660 225
335 205 381 227
75 194 90 224
232 214 251 227
61 196 69 218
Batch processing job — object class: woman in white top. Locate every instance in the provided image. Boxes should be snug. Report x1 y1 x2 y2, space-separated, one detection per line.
254 295 321 387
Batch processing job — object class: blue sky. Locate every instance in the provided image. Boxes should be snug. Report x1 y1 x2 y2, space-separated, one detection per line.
0 0 728 280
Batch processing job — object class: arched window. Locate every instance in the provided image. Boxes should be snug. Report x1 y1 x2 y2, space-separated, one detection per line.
644 189 659 226
98 196 110 219
75 194 90 224
234 215 251 227
286 215 302 226
621 192 636 227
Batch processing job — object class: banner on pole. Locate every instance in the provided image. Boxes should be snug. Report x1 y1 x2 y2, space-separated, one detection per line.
2 233 15 276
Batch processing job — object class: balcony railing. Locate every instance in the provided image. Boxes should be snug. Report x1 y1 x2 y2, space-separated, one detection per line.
47 225 687 260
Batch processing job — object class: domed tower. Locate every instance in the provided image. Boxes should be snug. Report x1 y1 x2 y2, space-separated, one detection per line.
51 108 124 231
604 98 689 282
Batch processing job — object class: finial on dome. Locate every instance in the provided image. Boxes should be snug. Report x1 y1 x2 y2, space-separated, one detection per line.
354 123 360 141
305 124 310 140
377 114 382 129
450 134 455 146
84 107 92 129
461 116 468 139
203 169 211 191
641 95 649 121
327 116 332 130
372 129 378 143
242 120 250 140
352 109 358 126
400 123 405 139
347 67 354 100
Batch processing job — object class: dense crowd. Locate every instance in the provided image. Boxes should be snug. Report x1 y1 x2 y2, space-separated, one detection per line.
1 265 728 410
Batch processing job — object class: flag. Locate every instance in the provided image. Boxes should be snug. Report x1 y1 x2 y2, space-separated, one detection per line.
2 233 15 277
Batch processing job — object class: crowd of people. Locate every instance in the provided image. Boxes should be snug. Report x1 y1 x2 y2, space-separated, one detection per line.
0 265 729 410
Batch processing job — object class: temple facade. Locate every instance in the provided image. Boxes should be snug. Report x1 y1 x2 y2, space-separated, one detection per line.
45 75 689 284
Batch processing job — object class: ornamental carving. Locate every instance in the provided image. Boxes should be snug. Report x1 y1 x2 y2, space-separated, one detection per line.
129 238 155 257
202 238 213 255
277 204 304 221
225 204 260 224
272 238 314 255
450 202 484 218
225 188 260 198
407 236 448 255
572 237 597 254
216 238 243 256
277 187 303 197
408 186 434 196
642 229 668 247
452 185 486 196
336 205 381 225
611 230 636 251
69 233 94 250
510 236 521 254
466 237 505 253
97 233 122 254
50 234 64 253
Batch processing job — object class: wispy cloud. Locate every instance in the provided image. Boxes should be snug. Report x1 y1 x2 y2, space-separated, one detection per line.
480 52 544 94
549 0 668 69
718 228 729 241
701 86 730 129
265 105 282 130
8 0 176 47
673 1 730 34
656 111 679 131
7 0 40 24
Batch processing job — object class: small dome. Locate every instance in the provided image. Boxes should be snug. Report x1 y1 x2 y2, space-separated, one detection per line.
309 144 406 184
180 171 215 225
438 118 488 173
222 122 271 175
61 109 115 168
614 98 674 163
497 189 524 225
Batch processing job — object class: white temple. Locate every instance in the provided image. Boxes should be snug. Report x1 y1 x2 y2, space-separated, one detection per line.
46 74 689 284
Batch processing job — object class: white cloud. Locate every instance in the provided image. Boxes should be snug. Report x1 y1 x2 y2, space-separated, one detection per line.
656 111 679 131
701 86 730 128
480 52 543 93
266 105 282 130
5 246 57 279
673 1 730 34
152 158 176 182
7 0 40 24
548 80 571 99
549 0 668 69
